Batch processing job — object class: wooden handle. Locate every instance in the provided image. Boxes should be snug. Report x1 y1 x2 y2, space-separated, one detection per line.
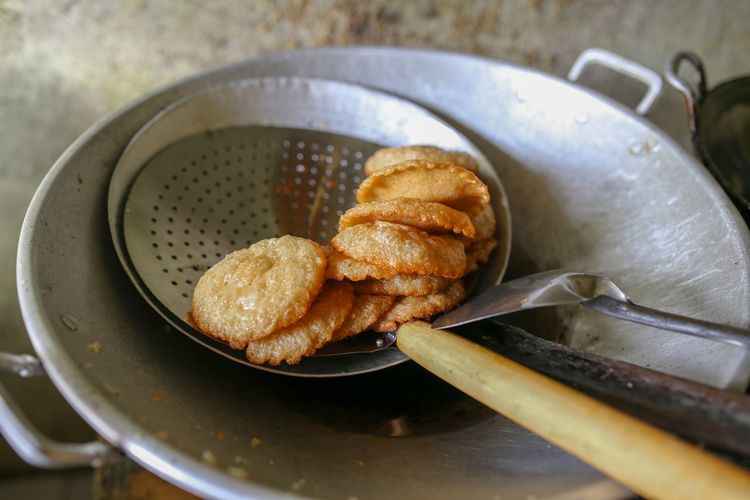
396 322 750 500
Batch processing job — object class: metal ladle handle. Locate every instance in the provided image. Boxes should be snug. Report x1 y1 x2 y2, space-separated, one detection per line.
0 352 120 468
568 47 663 115
584 295 750 349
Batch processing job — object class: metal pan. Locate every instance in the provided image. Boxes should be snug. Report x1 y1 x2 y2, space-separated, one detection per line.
7 48 750 498
667 52 750 221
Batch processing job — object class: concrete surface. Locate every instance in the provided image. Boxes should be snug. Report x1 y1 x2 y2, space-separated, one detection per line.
0 0 748 496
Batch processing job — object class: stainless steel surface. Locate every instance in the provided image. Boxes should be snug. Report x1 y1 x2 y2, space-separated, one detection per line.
568 48 663 115
434 270 750 348
108 77 510 376
14 47 750 498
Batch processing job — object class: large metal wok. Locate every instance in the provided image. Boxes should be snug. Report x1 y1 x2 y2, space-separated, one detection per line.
7 47 750 498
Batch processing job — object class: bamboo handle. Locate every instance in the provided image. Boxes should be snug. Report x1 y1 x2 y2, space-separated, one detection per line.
396 321 750 500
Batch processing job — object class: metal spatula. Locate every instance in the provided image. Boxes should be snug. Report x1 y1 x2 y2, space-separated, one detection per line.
432 270 750 348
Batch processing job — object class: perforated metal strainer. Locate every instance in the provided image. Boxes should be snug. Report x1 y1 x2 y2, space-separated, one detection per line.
108 77 510 376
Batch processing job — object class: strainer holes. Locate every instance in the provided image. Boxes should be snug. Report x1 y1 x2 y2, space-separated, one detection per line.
202 170 208 176
156 255 162 261
250 213 256 219
326 145 334 152
310 166 318 174
214 181 222 188
232 229 239 235
171 255 177 260
319 231 327 239
208 208 214 213
239 143 246 150
291 202 299 210
320 219 328 226
251 153 259 161
216 229 222 234
250 182 256 188
186 217 192 223
184 186 190 192
262 223 268 229
252 230 259 236
213 149 220 156
171 175 178 181
185 279 193 285
337 184 346 192
171 280 177 286
325 157 333 164
153 205 159 211
164 184 170 190
240 202 246 207
191 160 197 166
222 191 230 197
184 229 190 235
341 147 349 155
296 153 304 161
176 267 183 272
281 152 289 160
205 188 212 195
213 240 219 245
353 175 361 183
198 241 204 246
337 196 345 204
157 194 164 201
322 206 329 213
216 199 223 205
177 195 183 201
167 229 173 235
340 159 349 167
193 178 198 183
150 230 156 235
172 206 178 211
308 191 315 199
167 242 174 247
261 207 268 213
187 254 193 259
311 154 319 161
225 146 232 152
338 171 347 179
224 160 231 166
282 140 290 148
237 186 244 192
182 293 189 298
221 219 227 224
212 165 219 171
215 252 222 257
240 220 246 226
354 151 363 159
201 154 207 160
197 197 203 203
228 209 235 215
152 243 158 248
151 218 157 223
201 253 207 258
199 228 205 234
162 268 168 273
354 163 362 171
181 167 187 173
308 179 316 186
336 209 344 216
202 219 208 224
230 240 236 246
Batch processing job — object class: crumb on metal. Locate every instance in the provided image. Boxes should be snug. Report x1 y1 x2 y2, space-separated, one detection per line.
86 341 102 354
234 455 250 465
202 449 217 465
217 430 227 440
291 478 306 491
353 459 364 466
228 466 248 479
102 383 119 396
153 389 166 401
250 436 262 448
157 430 169 441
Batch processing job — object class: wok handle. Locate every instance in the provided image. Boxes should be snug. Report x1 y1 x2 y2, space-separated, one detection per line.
397 321 750 500
584 295 750 349
0 352 120 468
568 48 663 115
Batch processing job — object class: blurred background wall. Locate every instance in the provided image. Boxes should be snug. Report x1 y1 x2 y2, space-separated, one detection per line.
0 0 748 496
